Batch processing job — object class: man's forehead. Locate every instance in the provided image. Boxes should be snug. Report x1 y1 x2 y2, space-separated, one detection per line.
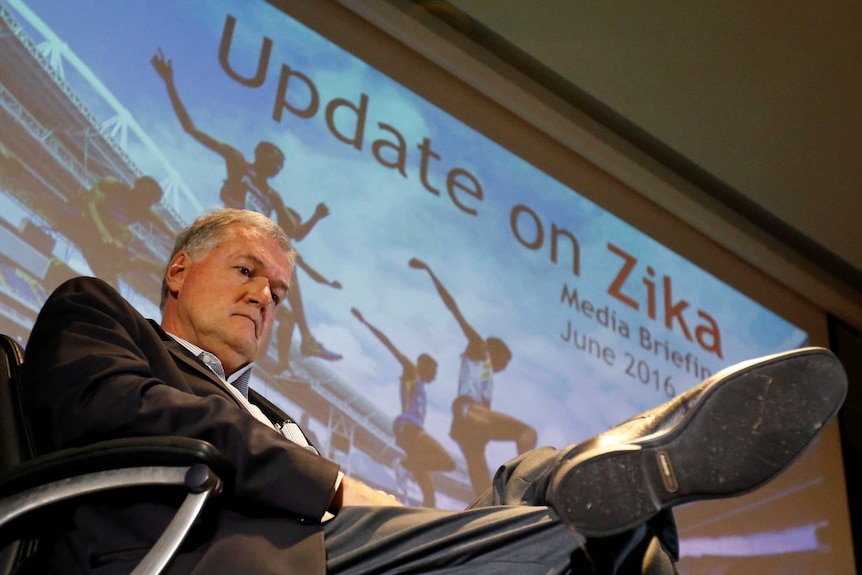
232 249 291 283
221 226 286 256
213 229 292 281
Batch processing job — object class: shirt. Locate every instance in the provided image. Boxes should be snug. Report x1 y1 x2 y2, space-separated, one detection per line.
165 332 315 452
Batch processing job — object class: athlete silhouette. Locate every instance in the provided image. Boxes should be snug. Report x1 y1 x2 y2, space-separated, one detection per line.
152 50 341 371
49 176 171 290
352 307 455 506
409 257 536 496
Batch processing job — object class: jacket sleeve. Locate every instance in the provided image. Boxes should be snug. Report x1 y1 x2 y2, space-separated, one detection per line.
23 277 341 522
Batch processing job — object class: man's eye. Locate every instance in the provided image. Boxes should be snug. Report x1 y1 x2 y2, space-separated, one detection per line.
236 266 251 276
272 293 281 305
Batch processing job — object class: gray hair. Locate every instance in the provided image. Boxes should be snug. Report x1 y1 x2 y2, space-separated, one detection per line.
160 208 295 309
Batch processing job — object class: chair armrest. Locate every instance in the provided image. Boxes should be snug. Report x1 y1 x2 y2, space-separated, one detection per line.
0 436 234 496
0 437 234 575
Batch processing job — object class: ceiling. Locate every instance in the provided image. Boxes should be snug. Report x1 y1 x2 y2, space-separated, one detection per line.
422 0 862 290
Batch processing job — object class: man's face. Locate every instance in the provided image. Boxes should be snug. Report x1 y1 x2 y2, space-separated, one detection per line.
162 225 292 375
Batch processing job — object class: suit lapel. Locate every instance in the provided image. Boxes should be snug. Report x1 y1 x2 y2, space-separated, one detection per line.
165 340 218 380
147 319 242 405
146 320 318 451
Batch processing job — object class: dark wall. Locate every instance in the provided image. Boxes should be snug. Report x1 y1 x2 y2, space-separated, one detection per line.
830 316 862 569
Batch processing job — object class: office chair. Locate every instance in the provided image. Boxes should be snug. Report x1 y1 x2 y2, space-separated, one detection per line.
0 334 233 575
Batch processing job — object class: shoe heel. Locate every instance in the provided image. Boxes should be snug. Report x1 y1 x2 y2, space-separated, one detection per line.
551 447 662 537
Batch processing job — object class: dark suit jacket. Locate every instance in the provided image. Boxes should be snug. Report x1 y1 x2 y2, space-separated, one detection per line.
23 277 341 574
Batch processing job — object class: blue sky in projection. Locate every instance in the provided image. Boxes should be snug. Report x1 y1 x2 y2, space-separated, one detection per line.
17 0 807 454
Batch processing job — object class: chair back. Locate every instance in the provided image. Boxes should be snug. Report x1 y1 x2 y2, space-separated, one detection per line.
0 334 37 574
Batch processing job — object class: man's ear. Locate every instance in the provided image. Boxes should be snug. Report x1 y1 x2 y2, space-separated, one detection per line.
164 251 191 296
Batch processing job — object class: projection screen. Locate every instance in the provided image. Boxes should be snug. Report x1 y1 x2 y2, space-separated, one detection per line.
0 0 853 572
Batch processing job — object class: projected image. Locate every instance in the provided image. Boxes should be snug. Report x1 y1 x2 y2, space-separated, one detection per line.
0 1 840 572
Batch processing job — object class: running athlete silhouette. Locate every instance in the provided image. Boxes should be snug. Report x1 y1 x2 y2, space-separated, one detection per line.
352 307 455 506
49 176 171 290
409 257 536 495
152 50 341 371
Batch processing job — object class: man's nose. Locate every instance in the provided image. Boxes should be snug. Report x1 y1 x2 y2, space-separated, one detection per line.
246 278 274 307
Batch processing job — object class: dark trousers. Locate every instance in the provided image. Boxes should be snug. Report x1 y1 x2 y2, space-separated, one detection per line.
323 446 677 574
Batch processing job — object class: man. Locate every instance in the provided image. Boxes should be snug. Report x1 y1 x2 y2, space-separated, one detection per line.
151 50 341 372
409 257 538 495
23 208 847 574
351 307 456 507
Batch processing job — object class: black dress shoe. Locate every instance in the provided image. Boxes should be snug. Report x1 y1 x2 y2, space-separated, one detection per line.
546 347 847 537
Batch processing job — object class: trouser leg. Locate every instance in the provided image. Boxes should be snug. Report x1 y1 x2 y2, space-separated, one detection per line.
469 446 556 507
569 526 678 575
323 505 674 574
324 505 580 575
323 444 677 574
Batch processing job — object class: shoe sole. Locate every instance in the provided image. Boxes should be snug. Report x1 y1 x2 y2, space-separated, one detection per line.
550 347 847 537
